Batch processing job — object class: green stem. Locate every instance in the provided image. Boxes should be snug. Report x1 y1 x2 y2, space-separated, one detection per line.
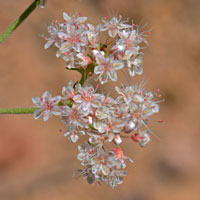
0 107 37 114
0 0 41 44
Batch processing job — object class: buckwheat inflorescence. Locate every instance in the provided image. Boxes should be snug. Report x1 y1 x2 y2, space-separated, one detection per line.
32 12 162 189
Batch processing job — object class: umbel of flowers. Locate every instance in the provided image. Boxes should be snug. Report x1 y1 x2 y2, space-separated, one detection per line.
32 12 162 189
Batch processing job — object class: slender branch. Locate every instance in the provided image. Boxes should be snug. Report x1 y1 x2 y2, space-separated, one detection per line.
0 107 37 114
0 0 41 44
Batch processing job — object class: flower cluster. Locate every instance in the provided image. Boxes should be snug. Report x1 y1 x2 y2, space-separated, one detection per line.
32 81 161 188
33 12 162 188
43 12 149 84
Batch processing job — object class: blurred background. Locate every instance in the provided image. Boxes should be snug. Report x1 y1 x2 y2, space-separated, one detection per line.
0 0 200 199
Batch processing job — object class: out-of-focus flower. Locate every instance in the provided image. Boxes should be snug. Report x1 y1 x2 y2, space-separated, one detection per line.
127 53 144 76
101 16 131 37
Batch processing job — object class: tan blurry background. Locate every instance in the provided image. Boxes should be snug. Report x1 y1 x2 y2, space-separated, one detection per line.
0 0 200 199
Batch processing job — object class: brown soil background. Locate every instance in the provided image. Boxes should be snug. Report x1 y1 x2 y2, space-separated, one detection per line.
0 0 200 200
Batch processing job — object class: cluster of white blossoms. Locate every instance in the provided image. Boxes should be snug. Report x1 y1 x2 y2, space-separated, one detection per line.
33 12 162 188
43 12 149 84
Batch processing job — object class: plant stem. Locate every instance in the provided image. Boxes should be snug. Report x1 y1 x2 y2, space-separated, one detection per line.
0 0 41 45
0 107 37 114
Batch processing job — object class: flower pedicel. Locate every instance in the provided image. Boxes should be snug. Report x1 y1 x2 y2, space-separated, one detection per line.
32 12 163 189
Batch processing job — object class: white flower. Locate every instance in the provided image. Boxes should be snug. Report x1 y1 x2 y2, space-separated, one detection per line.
61 104 89 129
44 25 60 49
62 81 76 100
86 24 102 48
127 53 144 77
57 24 88 54
94 54 124 84
115 84 138 104
73 85 103 113
63 12 87 25
101 16 131 37
32 91 61 121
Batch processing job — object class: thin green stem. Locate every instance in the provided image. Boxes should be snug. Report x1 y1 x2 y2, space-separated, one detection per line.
0 0 41 44
0 107 36 114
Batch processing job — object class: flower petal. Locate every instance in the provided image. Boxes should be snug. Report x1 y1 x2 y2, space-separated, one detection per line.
112 60 124 70
94 65 104 74
63 12 72 22
44 39 54 49
70 133 79 143
42 91 51 100
32 97 41 106
33 109 43 120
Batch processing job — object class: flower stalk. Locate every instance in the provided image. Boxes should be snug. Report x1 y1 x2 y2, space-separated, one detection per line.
0 0 41 45
0 107 36 114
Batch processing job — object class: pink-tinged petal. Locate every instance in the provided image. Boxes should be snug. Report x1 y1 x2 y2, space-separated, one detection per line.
70 133 79 143
112 60 124 70
82 102 91 111
67 24 75 35
110 17 118 25
63 12 72 22
32 97 41 106
33 109 43 120
94 65 104 74
73 94 82 103
108 71 117 82
44 39 54 49
95 54 106 65
58 32 68 39
52 106 62 115
80 37 88 45
129 30 137 40
60 42 70 51
42 91 51 100
51 96 61 105
118 31 128 39
43 110 51 121
77 17 87 23
119 23 132 29
91 100 101 108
